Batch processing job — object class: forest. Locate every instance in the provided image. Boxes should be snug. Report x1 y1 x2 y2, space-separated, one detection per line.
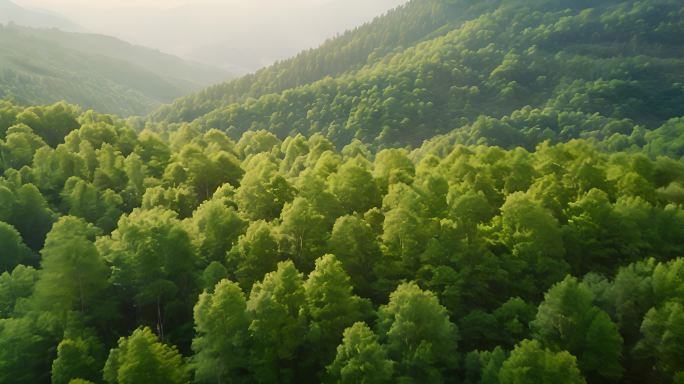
1 0 684 383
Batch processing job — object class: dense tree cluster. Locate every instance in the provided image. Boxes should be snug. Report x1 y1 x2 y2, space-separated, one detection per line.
1 97 683 383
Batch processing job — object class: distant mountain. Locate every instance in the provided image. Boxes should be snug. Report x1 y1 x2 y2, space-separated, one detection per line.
50 0 408 74
0 24 231 116
0 0 83 32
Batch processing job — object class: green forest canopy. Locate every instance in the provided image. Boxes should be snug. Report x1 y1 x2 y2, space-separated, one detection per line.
0 0 684 383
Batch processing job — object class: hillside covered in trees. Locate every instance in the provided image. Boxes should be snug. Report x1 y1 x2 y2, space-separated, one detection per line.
153 0 684 151
0 24 230 116
1 0 684 383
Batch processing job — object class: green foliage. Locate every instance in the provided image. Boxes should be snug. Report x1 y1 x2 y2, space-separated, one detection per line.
32 216 109 324
326 322 394 384
0 221 34 272
377 282 459 382
303 255 370 374
192 279 249 383
1 1 684 381
531 276 623 380
103 327 189 384
246 261 307 383
51 337 102 384
153 0 684 149
499 339 586 384
0 317 52 384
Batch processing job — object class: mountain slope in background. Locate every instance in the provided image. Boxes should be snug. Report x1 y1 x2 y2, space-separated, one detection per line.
153 0 684 150
0 24 231 116
0 0 83 31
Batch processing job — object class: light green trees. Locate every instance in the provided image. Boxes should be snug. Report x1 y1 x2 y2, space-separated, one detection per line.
102 207 198 339
32 216 109 322
190 199 247 265
499 340 586 384
328 215 381 298
236 153 294 220
192 280 250 383
326 322 394 384
303 255 369 374
376 282 458 382
51 335 103 384
498 192 569 294
279 197 329 273
328 160 380 214
226 220 282 291
246 261 307 383
103 327 189 384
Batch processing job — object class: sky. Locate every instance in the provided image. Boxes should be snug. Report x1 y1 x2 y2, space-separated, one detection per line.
13 0 409 73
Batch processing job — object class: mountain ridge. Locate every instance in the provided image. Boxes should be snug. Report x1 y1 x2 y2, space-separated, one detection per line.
0 23 232 116
0 0 84 32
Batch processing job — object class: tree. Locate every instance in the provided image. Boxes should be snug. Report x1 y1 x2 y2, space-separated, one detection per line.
176 143 243 200
236 153 294 220
499 339 586 384
637 301 684 376
498 192 569 295
51 337 102 384
531 276 623 380
464 347 508 384
246 261 307 383
0 221 35 272
381 205 430 272
279 197 329 273
0 265 39 318
326 322 394 384
1 123 47 169
32 216 109 325
191 199 247 265
8 183 55 252
0 317 51 384
303 255 369 375
192 279 250 383
328 215 381 298
103 327 189 384
373 149 415 190
103 208 198 340
376 282 458 382
328 160 380 214
226 220 282 291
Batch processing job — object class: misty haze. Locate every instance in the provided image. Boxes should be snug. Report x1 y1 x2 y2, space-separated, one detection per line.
12 0 409 73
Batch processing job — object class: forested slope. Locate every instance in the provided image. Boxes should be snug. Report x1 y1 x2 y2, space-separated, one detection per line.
0 24 230 116
152 0 684 149
151 0 475 123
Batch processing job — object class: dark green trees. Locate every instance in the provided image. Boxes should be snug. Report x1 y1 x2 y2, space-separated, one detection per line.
531 276 623 380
